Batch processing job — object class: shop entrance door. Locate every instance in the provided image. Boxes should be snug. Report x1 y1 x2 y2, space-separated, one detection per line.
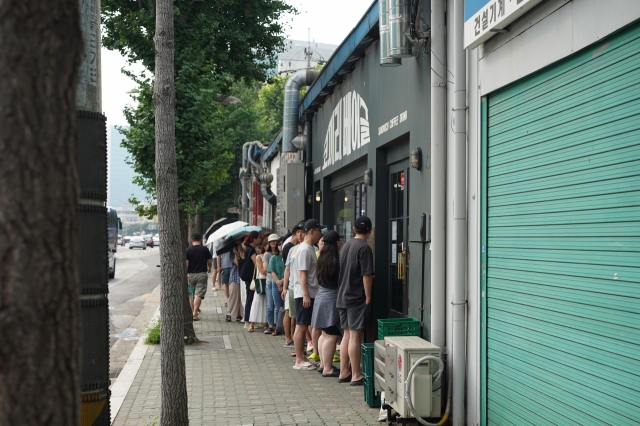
388 161 409 318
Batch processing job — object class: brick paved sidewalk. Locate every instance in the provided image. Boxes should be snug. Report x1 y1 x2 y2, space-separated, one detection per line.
113 289 382 426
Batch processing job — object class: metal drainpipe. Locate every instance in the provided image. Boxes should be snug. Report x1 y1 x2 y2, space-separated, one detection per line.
239 168 247 213
452 0 467 423
282 70 319 152
430 0 446 349
305 118 312 219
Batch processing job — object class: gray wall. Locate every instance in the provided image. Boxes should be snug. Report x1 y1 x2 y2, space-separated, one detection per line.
309 35 432 331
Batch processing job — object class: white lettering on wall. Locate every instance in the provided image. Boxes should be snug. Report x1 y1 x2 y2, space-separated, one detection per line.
378 110 408 136
322 91 370 171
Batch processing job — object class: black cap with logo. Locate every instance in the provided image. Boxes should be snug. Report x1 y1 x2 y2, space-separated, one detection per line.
354 216 372 233
291 220 307 233
303 218 327 232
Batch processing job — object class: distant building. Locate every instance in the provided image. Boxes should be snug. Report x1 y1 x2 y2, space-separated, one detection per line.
277 39 338 75
107 125 149 210
112 204 146 224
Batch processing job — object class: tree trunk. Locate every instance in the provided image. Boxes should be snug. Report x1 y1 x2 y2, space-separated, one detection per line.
188 213 196 238
179 209 197 341
195 213 203 236
0 1 82 425
153 0 189 424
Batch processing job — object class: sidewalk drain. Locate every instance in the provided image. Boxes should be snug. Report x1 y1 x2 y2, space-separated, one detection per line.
186 336 231 351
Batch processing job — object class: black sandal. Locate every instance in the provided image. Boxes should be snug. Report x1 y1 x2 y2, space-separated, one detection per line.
225 315 232 322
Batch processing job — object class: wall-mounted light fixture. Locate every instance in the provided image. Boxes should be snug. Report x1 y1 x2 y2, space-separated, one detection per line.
363 168 373 186
411 147 422 170
315 191 322 203
307 195 312 205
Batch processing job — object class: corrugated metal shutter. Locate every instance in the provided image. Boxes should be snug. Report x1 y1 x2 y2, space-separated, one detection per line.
484 22 640 425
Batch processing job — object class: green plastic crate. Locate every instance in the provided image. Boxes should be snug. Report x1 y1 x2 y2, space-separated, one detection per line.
361 343 375 378
364 374 381 407
377 317 421 340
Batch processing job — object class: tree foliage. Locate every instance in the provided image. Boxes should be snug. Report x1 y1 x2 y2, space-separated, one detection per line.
101 0 295 215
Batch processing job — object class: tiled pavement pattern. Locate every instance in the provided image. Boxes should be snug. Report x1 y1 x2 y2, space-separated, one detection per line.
113 290 382 426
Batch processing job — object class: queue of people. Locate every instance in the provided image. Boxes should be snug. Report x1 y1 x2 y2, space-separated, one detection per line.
201 216 374 387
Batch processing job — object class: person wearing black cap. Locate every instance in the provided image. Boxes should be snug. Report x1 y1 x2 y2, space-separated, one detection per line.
292 219 326 370
280 220 306 347
336 216 374 385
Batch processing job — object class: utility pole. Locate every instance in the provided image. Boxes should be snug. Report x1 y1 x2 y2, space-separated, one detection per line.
304 28 313 69
76 0 112 423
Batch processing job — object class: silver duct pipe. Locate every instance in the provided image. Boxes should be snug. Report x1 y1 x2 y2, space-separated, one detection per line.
452 0 467 423
248 145 261 169
380 0 402 66
258 170 277 205
240 140 268 214
291 134 307 151
430 0 446 349
388 0 413 58
282 70 319 152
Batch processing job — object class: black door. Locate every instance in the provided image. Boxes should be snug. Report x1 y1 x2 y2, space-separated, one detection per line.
388 161 409 318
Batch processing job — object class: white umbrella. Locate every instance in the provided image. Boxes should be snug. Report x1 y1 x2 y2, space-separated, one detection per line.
206 221 247 245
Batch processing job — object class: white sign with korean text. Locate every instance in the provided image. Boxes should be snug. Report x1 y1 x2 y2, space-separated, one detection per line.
321 90 370 171
464 0 545 50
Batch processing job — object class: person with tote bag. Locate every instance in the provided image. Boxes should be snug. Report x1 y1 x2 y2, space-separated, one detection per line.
248 240 268 332
238 232 261 326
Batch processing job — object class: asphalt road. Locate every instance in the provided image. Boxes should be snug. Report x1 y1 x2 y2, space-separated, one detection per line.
108 244 161 350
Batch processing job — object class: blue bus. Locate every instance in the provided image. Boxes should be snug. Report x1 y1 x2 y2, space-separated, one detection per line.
107 207 122 252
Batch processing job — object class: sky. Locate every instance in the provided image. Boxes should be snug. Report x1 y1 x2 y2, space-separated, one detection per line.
101 0 374 129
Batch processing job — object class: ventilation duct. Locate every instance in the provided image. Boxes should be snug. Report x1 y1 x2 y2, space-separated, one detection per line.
379 0 402 66
258 171 277 205
291 134 307 151
282 70 319 152
388 0 413 58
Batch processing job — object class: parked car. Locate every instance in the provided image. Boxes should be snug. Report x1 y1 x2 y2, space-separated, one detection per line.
124 235 131 244
108 249 116 279
129 236 146 250
154 234 160 246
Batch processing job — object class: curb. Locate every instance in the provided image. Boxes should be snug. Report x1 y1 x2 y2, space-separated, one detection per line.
110 307 159 425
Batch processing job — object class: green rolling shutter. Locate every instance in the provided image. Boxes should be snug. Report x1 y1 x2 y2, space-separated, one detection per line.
483 22 640 425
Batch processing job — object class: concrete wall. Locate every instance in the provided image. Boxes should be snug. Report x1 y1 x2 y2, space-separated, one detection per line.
309 31 433 332
466 1 640 424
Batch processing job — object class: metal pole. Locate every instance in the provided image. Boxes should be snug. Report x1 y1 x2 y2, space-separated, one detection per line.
430 0 446 348
452 0 467 423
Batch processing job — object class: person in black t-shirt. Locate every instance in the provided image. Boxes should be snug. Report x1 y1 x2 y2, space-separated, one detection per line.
336 216 374 386
186 233 212 321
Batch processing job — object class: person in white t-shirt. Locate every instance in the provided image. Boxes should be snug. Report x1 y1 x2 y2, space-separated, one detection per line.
292 219 325 370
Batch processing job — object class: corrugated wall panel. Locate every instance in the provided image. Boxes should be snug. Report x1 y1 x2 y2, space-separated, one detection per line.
484 21 640 425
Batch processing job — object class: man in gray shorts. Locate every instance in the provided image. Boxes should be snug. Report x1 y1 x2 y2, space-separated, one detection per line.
186 233 212 321
336 216 374 385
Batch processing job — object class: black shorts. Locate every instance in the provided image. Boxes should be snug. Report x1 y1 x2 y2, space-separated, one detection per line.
294 297 315 325
322 325 342 336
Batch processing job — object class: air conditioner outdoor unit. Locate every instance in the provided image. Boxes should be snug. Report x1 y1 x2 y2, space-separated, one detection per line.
374 336 443 420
